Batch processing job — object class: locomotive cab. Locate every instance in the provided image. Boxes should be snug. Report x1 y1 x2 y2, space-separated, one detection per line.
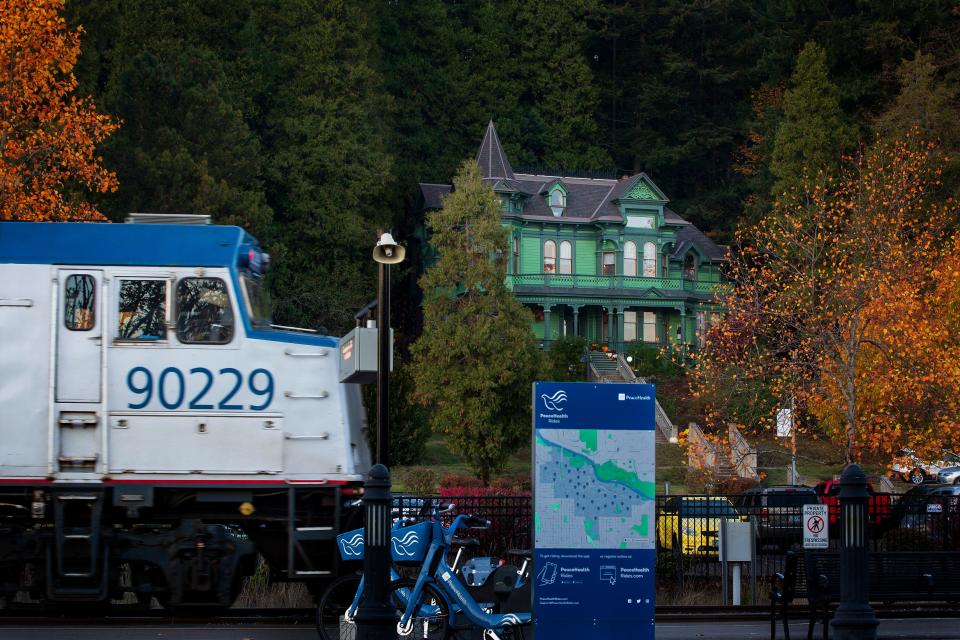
0 219 370 609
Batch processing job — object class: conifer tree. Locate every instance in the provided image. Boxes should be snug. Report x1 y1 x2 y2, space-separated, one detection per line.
257 0 394 332
411 161 541 485
770 42 856 198
874 51 960 194
514 0 610 171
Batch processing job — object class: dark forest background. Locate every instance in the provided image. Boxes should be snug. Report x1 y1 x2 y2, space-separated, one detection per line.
66 0 960 335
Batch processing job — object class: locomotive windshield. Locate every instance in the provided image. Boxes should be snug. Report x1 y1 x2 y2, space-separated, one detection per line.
240 274 272 327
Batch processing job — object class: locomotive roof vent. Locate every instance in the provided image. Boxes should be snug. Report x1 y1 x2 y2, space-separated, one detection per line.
125 213 211 225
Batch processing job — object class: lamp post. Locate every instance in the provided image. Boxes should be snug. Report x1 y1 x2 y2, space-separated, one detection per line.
372 232 405 468
830 463 879 640
354 464 395 639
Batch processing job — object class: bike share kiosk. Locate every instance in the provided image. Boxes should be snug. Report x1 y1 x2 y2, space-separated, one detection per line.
533 382 657 638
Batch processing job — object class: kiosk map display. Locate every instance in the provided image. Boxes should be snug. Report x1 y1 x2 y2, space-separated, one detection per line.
533 382 656 639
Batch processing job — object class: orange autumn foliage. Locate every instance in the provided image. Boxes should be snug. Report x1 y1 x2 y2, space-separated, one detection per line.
0 0 118 221
690 132 959 463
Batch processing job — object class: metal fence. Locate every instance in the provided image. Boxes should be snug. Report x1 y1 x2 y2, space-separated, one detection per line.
394 489 960 593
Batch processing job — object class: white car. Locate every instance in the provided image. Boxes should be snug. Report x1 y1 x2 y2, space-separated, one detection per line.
937 466 960 485
892 448 960 485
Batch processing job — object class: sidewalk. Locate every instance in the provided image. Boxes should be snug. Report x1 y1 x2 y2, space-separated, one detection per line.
656 617 960 639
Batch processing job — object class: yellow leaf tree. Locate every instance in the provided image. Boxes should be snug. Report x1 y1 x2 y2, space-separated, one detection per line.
0 0 118 221
691 133 957 463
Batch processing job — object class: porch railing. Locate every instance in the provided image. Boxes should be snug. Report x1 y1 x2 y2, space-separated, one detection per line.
508 273 721 293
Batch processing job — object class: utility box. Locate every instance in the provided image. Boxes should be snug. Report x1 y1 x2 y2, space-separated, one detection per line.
339 326 392 384
718 520 753 562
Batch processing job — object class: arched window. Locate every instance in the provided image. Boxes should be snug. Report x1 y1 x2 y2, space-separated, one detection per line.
643 242 657 277
623 241 637 277
559 241 572 274
549 189 565 216
543 240 556 273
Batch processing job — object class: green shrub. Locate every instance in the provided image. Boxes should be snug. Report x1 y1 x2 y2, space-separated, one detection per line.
626 343 661 377
543 335 589 381
395 466 440 494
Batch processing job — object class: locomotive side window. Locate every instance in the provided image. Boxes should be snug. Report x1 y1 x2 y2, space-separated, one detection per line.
240 274 272 326
118 280 167 340
176 278 234 344
64 274 95 331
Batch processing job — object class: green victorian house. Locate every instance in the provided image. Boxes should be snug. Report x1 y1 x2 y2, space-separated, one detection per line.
418 122 728 353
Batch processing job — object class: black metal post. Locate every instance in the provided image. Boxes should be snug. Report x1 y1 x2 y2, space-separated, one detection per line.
355 464 395 639
376 263 390 467
830 464 879 640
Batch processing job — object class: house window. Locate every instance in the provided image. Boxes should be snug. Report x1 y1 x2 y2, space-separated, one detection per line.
696 310 706 349
549 189 565 216
513 236 520 273
661 254 669 277
643 311 657 343
683 254 697 280
624 310 637 342
544 240 556 273
623 241 637 277
643 242 657 277
602 251 616 276
559 241 572 274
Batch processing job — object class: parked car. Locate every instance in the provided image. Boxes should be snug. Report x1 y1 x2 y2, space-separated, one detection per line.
894 484 960 531
735 485 819 550
814 480 894 533
936 465 960 485
891 448 960 485
657 496 744 556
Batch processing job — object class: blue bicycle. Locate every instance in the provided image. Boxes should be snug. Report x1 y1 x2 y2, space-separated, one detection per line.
390 504 531 640
323 502 531 640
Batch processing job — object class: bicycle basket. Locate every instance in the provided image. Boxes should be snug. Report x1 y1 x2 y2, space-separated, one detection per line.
389 521 430 565
336 521 432 564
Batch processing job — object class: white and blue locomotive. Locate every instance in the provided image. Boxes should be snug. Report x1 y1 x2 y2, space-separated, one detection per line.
0 218 371 608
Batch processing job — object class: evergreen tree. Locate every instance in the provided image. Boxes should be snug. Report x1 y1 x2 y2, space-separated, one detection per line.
875 51 959 141
770 42 857 197
514 0 610 171
874 51 960 195
256 0 394 333
67 0 272 232
411 161 542 484
376 0 475 189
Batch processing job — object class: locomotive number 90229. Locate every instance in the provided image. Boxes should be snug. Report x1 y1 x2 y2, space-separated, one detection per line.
126 366 275 411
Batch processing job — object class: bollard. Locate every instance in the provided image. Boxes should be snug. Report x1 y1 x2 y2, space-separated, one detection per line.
830 464 879 640
355 464 396 640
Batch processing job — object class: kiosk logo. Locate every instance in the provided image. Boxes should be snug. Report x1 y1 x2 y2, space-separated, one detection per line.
541 390 568 411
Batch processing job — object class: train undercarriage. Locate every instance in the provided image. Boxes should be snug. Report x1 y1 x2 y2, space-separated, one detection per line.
0 483 363 611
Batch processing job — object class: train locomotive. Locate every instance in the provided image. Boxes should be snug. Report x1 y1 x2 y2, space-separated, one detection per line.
0 217 370 609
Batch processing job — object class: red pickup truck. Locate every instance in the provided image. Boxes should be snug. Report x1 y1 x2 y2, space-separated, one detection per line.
814 480 894 531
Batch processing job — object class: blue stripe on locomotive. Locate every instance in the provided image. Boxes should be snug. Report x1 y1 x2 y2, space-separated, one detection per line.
0 222 248 267
0 221 337 348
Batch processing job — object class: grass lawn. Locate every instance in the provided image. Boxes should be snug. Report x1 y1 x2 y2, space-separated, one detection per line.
395 426 898 495
393 433 532 491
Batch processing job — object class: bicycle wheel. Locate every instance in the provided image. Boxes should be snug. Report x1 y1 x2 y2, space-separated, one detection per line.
317 574 363 640
389 578 450 640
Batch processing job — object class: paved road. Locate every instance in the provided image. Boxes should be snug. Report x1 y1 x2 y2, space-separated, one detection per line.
1 619 959 639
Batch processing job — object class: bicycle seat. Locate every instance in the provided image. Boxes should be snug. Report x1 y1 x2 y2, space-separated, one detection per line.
452 537 480 548
492 565 520 595
507 548 532 559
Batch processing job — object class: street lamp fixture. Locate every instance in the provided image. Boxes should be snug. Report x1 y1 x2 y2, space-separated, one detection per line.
372 232 405 468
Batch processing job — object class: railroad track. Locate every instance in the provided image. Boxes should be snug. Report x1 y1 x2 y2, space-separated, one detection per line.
2 604 960 625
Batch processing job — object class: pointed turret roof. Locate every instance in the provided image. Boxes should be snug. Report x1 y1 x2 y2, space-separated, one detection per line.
475 121 515 180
